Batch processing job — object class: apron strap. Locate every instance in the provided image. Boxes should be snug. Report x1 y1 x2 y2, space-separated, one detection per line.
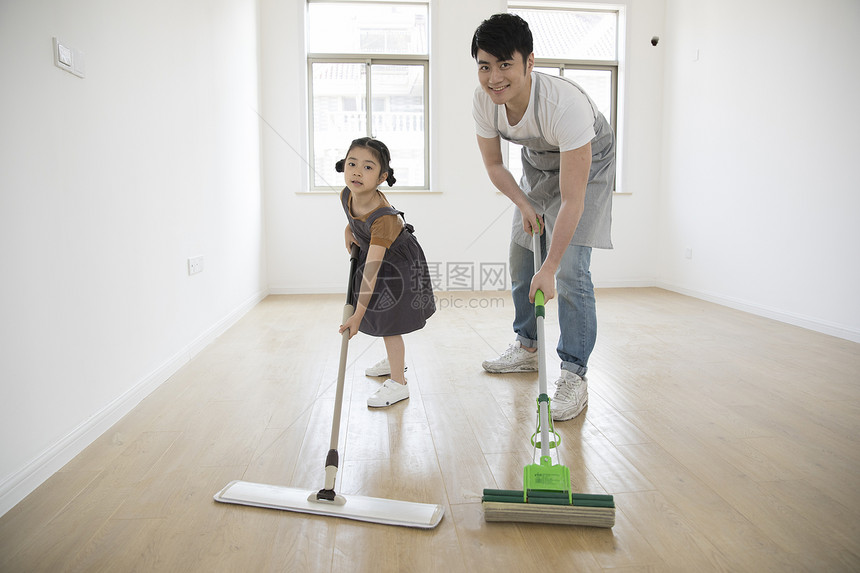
533 73 545 141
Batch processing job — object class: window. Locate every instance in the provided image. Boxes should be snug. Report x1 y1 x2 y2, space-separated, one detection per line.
307 1 429 191
507 5 620 186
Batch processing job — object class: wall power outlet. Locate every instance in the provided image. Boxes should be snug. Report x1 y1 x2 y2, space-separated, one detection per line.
188 256 204 275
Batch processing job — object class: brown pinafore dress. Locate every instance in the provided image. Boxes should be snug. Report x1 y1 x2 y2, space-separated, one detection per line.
341 188 436 337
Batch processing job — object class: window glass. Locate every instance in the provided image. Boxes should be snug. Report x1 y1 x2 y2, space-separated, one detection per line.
308 2 429 190
308 3 428 55
370 64 426 187
311 62 366 187
511 8 616 61
505 7 619 188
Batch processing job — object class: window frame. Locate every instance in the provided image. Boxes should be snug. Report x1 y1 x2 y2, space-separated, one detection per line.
306 1 430 192
532 60 618 135
507 4 623 191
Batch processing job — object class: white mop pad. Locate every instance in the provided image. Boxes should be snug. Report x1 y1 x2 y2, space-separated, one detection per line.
214 480 444 529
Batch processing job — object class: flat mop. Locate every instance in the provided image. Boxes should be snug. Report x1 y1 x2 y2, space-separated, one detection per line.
482 227 615 528
215 244 444 529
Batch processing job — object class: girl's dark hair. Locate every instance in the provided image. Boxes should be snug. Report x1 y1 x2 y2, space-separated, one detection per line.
334 137 397 186
471 13 533 65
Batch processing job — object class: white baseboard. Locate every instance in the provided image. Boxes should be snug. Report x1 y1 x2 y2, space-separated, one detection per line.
594 279 658 289
270 279 658 296
0 288 269 518
656 282 860 344
268 285 344 295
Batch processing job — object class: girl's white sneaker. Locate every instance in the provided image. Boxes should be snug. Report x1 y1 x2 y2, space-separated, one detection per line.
367 379 409 408
364 358 407 377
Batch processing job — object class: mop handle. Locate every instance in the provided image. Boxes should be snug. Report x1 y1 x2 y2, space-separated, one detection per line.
532 229 551 460
329 243 361 451
329 309 351 451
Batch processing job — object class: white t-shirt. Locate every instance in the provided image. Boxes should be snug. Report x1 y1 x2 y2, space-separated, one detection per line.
473 72 596 152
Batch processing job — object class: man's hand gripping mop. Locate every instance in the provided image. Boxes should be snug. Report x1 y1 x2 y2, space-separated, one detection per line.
214 244 444 529
481 225 615 527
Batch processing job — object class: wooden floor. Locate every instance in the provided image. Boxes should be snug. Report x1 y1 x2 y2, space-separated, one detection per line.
1 288 859 572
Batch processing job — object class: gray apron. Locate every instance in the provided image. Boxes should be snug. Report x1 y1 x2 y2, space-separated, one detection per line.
495 72 615 252
341 188 435 337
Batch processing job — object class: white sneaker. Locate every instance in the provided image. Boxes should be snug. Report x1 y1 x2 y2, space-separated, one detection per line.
551 371 588 421
482 341 539 373
364 358 407 377
367 379 409 408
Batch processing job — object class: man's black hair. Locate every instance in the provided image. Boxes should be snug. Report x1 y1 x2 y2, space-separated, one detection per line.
471 13 533 65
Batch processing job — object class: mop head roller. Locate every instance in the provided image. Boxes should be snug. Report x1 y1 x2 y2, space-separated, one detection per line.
481 486 615 527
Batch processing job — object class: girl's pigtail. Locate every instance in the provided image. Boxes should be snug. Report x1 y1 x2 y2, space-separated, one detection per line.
386 168 396 187
335 159 345 172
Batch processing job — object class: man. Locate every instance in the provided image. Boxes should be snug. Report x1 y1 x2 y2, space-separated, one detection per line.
471 13 615 421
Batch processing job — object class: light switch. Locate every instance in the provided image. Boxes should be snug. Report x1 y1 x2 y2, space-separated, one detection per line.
58 43 72 66
53 37 85 78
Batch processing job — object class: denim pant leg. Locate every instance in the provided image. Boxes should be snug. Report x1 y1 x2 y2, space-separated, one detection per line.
510 239 596 377
556 245 596 377
510 239 544 349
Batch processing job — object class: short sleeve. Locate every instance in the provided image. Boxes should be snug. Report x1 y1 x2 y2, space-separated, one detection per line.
552 104 595 152
540 76 597 152
473 87 499 139
369 214 403 249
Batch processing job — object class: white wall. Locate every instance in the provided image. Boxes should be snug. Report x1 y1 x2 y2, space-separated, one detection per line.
0 0 268 514
262 0 667 294
657 0 860 341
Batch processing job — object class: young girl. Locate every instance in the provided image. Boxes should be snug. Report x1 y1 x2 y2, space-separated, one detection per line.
336 137 435 408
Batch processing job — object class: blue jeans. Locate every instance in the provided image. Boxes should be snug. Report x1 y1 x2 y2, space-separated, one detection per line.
510 237 596 377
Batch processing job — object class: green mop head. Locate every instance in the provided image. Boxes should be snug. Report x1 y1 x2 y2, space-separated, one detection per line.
480 252 614 528
480 377 615 527
481 487 615 527
481 429 616 527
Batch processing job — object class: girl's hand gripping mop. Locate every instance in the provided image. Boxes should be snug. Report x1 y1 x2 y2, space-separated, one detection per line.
214 243 443 528
481 225 615 527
